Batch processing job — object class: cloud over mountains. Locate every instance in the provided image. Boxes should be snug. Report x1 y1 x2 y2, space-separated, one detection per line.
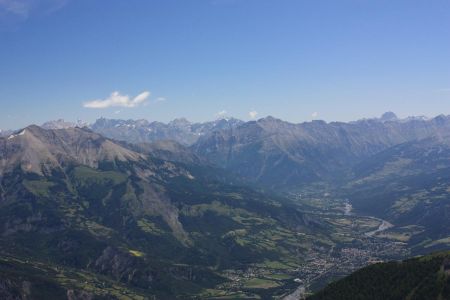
83 91 150 109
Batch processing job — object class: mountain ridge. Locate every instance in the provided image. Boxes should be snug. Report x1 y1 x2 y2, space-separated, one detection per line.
0 125 144 176
192 113 450 189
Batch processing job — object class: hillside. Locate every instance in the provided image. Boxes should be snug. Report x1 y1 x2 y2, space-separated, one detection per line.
308 251 450 300
343 134 450 253
0 125 328 299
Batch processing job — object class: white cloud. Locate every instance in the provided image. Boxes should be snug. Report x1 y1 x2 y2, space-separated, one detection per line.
215 110 227 118
83 91 150 109
114 110 121 115
311 112 319 118
249 110 258 119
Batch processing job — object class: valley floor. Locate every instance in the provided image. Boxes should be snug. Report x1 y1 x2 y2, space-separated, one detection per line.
277 190 410 299
201 189 411 299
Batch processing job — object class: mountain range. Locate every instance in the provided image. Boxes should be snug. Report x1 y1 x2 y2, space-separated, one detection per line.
193 113 450 189
1 112 450 298
89 117 244 146
30 113 450 190
8 113 450 240
0 125 325 299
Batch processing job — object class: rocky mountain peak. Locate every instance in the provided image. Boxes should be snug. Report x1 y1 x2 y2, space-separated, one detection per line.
169 118 191 128
258 115 281 123
380 112 398 122
41 119 89 130
0 126 143 175
432 114 450 125
134 119 150 126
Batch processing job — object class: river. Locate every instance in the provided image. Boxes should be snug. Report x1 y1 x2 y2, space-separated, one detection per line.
365 219 394 237
282 285 305 300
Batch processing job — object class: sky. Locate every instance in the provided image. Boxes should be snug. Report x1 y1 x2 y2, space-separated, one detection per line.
0 0 449 129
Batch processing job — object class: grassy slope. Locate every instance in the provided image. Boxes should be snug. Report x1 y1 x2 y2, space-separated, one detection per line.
0 158 327 299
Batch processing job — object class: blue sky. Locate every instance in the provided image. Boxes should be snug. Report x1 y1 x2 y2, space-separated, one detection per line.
1 0 449 129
